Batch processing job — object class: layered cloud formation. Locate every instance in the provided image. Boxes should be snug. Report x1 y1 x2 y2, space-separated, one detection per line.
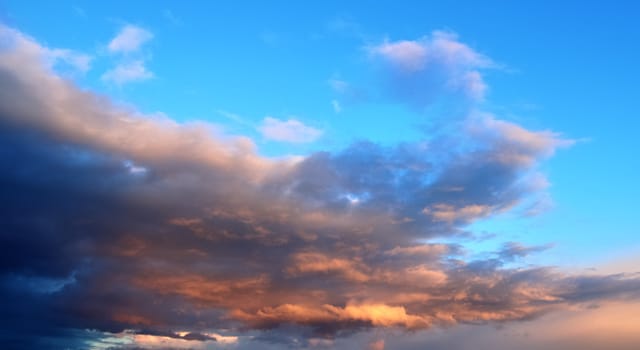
1 25 639 349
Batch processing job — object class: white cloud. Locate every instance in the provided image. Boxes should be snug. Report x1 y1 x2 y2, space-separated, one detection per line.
259 117 322 143
422 203 494 223
103 25 155 85
371 31 492 72
369 31 494 106
132 334 215 349
101 60 153 84
108 25 153 54
0 26 92 74
48 48 92 73
372 39 427 72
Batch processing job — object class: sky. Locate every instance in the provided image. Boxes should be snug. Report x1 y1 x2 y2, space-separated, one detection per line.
0 1 639 349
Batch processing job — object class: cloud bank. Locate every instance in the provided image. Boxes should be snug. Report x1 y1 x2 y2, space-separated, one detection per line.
1 24 639 349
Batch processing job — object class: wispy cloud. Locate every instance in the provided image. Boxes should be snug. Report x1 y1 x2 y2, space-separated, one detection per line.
101 59 153 84
259 117 323 143
0 26 92 74
369 31 494 108
108 24 153 54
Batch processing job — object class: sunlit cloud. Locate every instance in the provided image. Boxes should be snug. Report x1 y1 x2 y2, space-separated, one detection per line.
0 22 638 350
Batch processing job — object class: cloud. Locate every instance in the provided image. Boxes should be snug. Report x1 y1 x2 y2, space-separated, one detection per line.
332 99 342 113
286 251 370 282
102 60 153 84
1 24 639 349
48 48 92 73
108 25 153 54
369 31 493 109
422 203 494 223
0 25 92 74
498 242 554 261
103 25 154 85
384 244 453 257
372 40 428 72
259 117 323 143
368 339 385 350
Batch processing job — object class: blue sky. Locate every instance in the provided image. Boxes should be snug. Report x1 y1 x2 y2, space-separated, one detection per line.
1 1 639 349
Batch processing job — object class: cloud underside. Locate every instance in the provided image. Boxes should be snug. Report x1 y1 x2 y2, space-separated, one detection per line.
1 24 639 349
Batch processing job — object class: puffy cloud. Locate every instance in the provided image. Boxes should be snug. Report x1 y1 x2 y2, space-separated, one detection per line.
108 25 153 54
233 303 429 331
372 40 428 72
1 24 639 350
369 31 493 108
259 117 323 143
104 25 154 85
466 114 574 165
